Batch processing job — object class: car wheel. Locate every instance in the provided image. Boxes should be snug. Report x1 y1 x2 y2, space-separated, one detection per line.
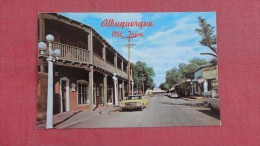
140 106 143 111
121 108 124 112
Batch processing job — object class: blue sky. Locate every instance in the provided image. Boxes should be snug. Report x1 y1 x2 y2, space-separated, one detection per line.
60 12 216 87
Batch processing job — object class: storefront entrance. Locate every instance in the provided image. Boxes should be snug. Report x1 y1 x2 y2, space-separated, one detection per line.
60 77 70 112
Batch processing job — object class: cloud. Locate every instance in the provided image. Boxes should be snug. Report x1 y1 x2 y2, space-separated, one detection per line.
60 12 216 87
122 13 214 86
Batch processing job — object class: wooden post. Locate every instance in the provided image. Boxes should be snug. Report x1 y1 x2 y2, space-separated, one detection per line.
88 30 93 64
103 74 108 106
38 14 45 41
122 81 125 99
114 52 117 69
38 14 45 72
88 66 94 107
102 44 106 61
88 30 94 107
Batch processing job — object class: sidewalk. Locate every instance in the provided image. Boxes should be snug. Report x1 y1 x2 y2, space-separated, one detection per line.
183 96 208 101
37 106 120 129
182 96 209 107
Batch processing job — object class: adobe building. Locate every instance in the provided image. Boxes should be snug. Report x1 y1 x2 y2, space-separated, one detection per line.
37 13 129 120
190 65 218 96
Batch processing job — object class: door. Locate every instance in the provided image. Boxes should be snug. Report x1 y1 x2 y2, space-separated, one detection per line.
107 88 113 105
60 77 70 113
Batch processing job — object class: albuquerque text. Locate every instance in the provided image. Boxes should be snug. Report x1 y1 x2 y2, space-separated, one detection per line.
101 19 153 29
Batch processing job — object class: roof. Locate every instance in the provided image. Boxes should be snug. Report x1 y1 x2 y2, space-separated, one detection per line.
47 13 128 62
193 64 215 73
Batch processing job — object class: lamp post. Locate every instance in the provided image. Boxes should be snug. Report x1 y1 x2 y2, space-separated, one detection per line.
112 73 118 106
131 80 134 95
38 34 61 129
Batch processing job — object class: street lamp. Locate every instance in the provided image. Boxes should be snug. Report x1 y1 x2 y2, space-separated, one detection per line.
131 79 134 96
38 34 60 129
112 73 118 106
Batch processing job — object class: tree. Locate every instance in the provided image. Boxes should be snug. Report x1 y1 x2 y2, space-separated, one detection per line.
209 58 217 66
165 67 181 85
195 17 217 58
132 61 155 91
178 58 208 80
159 82 170 91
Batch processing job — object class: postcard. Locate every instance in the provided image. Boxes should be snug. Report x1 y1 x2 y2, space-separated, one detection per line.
36 12 220 129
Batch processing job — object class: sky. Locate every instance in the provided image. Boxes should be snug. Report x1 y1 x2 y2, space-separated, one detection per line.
60 12 216 87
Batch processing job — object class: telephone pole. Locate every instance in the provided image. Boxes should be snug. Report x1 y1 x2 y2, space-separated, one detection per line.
122 36 136 95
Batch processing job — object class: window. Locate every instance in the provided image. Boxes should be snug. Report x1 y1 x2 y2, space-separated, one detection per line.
77 80 89 105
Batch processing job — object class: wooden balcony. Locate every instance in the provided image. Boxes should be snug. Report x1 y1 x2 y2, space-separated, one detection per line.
52 42 90 63
38 42 127 79
93 54 128 79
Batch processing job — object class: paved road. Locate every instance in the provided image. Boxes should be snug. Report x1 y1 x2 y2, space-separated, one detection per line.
67 95 220 128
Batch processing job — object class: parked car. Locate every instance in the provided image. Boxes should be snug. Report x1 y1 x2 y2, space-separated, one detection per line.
167 93 172 97
207 97 220 112
170 92 179 98
120 95 148 111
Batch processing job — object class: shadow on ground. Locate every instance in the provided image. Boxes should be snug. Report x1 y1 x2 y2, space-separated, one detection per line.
158 102 207 107
119 108 146 112
53 111 82 127
197 109 220 120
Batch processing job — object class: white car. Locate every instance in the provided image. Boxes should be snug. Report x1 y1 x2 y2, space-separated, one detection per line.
207 97 220 112
170 92 179 98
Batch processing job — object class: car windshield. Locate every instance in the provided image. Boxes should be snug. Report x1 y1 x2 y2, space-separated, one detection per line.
126 96 142 100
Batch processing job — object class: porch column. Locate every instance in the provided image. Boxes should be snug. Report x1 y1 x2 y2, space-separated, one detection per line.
39 14 45 41
39 15 45 72
122 81 125 99
87 29 94 107
121 61 123 70
114 52 117 69
88 30 93 64
112 73 118 106
103 74 108 106
88 66 94 107
203 80 208 92
102 44 106 61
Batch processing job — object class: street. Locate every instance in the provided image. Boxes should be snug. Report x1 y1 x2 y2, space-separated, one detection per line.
66 95 220 128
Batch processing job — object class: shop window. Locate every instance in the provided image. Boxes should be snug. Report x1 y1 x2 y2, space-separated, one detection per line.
77 80 89 105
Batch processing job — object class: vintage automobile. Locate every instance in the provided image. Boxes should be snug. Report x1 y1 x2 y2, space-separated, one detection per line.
167 88 180 98
170 92 179 98
207 96 220 113
120 95 148 111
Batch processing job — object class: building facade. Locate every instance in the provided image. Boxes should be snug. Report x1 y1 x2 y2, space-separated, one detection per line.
37 13 129 120
190 65 218 96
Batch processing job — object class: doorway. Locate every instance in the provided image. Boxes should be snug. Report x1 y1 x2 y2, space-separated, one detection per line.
60 77 70 113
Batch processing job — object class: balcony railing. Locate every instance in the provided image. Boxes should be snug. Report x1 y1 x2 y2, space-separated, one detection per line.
52 42 90 63
38 41 127 78
93 54 128 79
